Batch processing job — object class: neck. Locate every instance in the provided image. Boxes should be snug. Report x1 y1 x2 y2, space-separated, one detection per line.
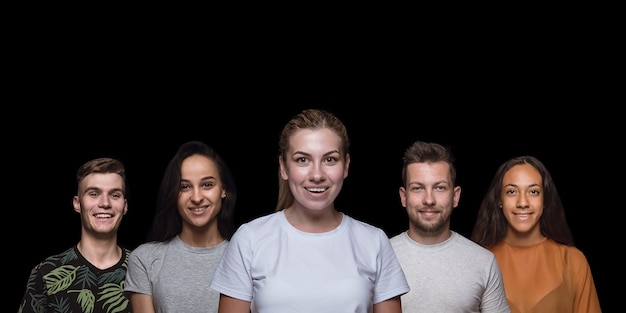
283 207 342 233
76 236 121 270
178 225 224 248
407 227 452 245
504 226 545 247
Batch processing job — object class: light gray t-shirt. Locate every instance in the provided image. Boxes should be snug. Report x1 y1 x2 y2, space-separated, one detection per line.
125 236 228 313
390 231 510 313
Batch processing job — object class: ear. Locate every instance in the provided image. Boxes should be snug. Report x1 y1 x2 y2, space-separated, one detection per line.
399 186 407 208
453 186 461 208
343 153 351 178
72 196 81 213
123 200 128 215
279 156 288 180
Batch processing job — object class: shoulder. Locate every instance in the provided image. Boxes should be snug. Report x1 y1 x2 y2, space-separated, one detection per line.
343 214 389 240
451 232 495 256
128 241 171 259
389 231 408 251
389 231 404 241
389 231 406 244
248 211 281 224
42 246 79 264
28 246 79 274
122 247 132 256
238 211 282 231
230 212 283 241
547 240 591 267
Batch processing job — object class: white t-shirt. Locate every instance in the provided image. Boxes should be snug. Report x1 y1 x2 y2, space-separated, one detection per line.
210 210 409 313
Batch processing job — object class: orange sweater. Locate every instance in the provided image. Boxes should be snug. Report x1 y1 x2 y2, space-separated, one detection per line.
490 238 601 313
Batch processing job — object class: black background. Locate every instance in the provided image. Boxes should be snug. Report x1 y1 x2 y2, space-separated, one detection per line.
8 33 618 311
12 98 615 312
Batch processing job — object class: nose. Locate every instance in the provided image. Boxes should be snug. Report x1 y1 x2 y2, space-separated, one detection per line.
190 188 203 203
309 163 325 183
99 195 111 208
422 190 435 205
517 193 529 208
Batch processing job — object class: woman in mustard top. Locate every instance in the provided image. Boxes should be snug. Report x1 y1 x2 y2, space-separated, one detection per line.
471 156 601 313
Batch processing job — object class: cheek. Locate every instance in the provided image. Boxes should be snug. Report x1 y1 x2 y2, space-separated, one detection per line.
327 167 347 181
176 193 188 208
531 199 544 214
286 167 308 181
501 197 515 210
210 189 225 202
405 193 421 207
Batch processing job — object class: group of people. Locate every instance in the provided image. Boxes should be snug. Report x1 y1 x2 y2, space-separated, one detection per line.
18 109 602 313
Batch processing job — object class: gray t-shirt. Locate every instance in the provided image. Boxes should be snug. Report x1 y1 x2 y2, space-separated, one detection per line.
125 236 228 313
390 231 510 313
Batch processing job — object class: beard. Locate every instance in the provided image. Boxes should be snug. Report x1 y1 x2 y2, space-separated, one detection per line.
409 206 451 235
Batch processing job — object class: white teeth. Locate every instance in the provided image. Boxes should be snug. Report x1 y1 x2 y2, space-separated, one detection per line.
95 214 112 218
307 188 326 193
190 207 206 212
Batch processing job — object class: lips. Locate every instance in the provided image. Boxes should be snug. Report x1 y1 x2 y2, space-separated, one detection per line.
306 187 327 193
189 206 208 212
514 212 532 220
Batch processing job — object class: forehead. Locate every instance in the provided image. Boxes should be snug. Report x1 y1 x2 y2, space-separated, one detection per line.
503 164 542 184
406 162 451 180
289 128 342 152
79 173 125 191
181 154 219 177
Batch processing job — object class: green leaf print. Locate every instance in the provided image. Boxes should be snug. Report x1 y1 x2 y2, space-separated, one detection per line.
43 265 77 295
67 289 95 313
98 282 129 313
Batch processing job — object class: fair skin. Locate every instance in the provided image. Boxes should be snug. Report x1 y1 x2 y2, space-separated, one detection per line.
399 162 461 245
500 163 545 246
72 173 127 270
280 128 348 233
131 154 226 313
219 128 401 313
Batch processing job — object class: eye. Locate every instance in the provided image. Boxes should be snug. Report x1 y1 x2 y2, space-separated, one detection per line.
180 184 191 191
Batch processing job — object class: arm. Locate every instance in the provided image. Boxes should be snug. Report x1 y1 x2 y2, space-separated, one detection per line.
373 295 402 313
481 257 511 312
572 250 602 313
19 266 46 313
218 294 251 313
129 292 156 313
